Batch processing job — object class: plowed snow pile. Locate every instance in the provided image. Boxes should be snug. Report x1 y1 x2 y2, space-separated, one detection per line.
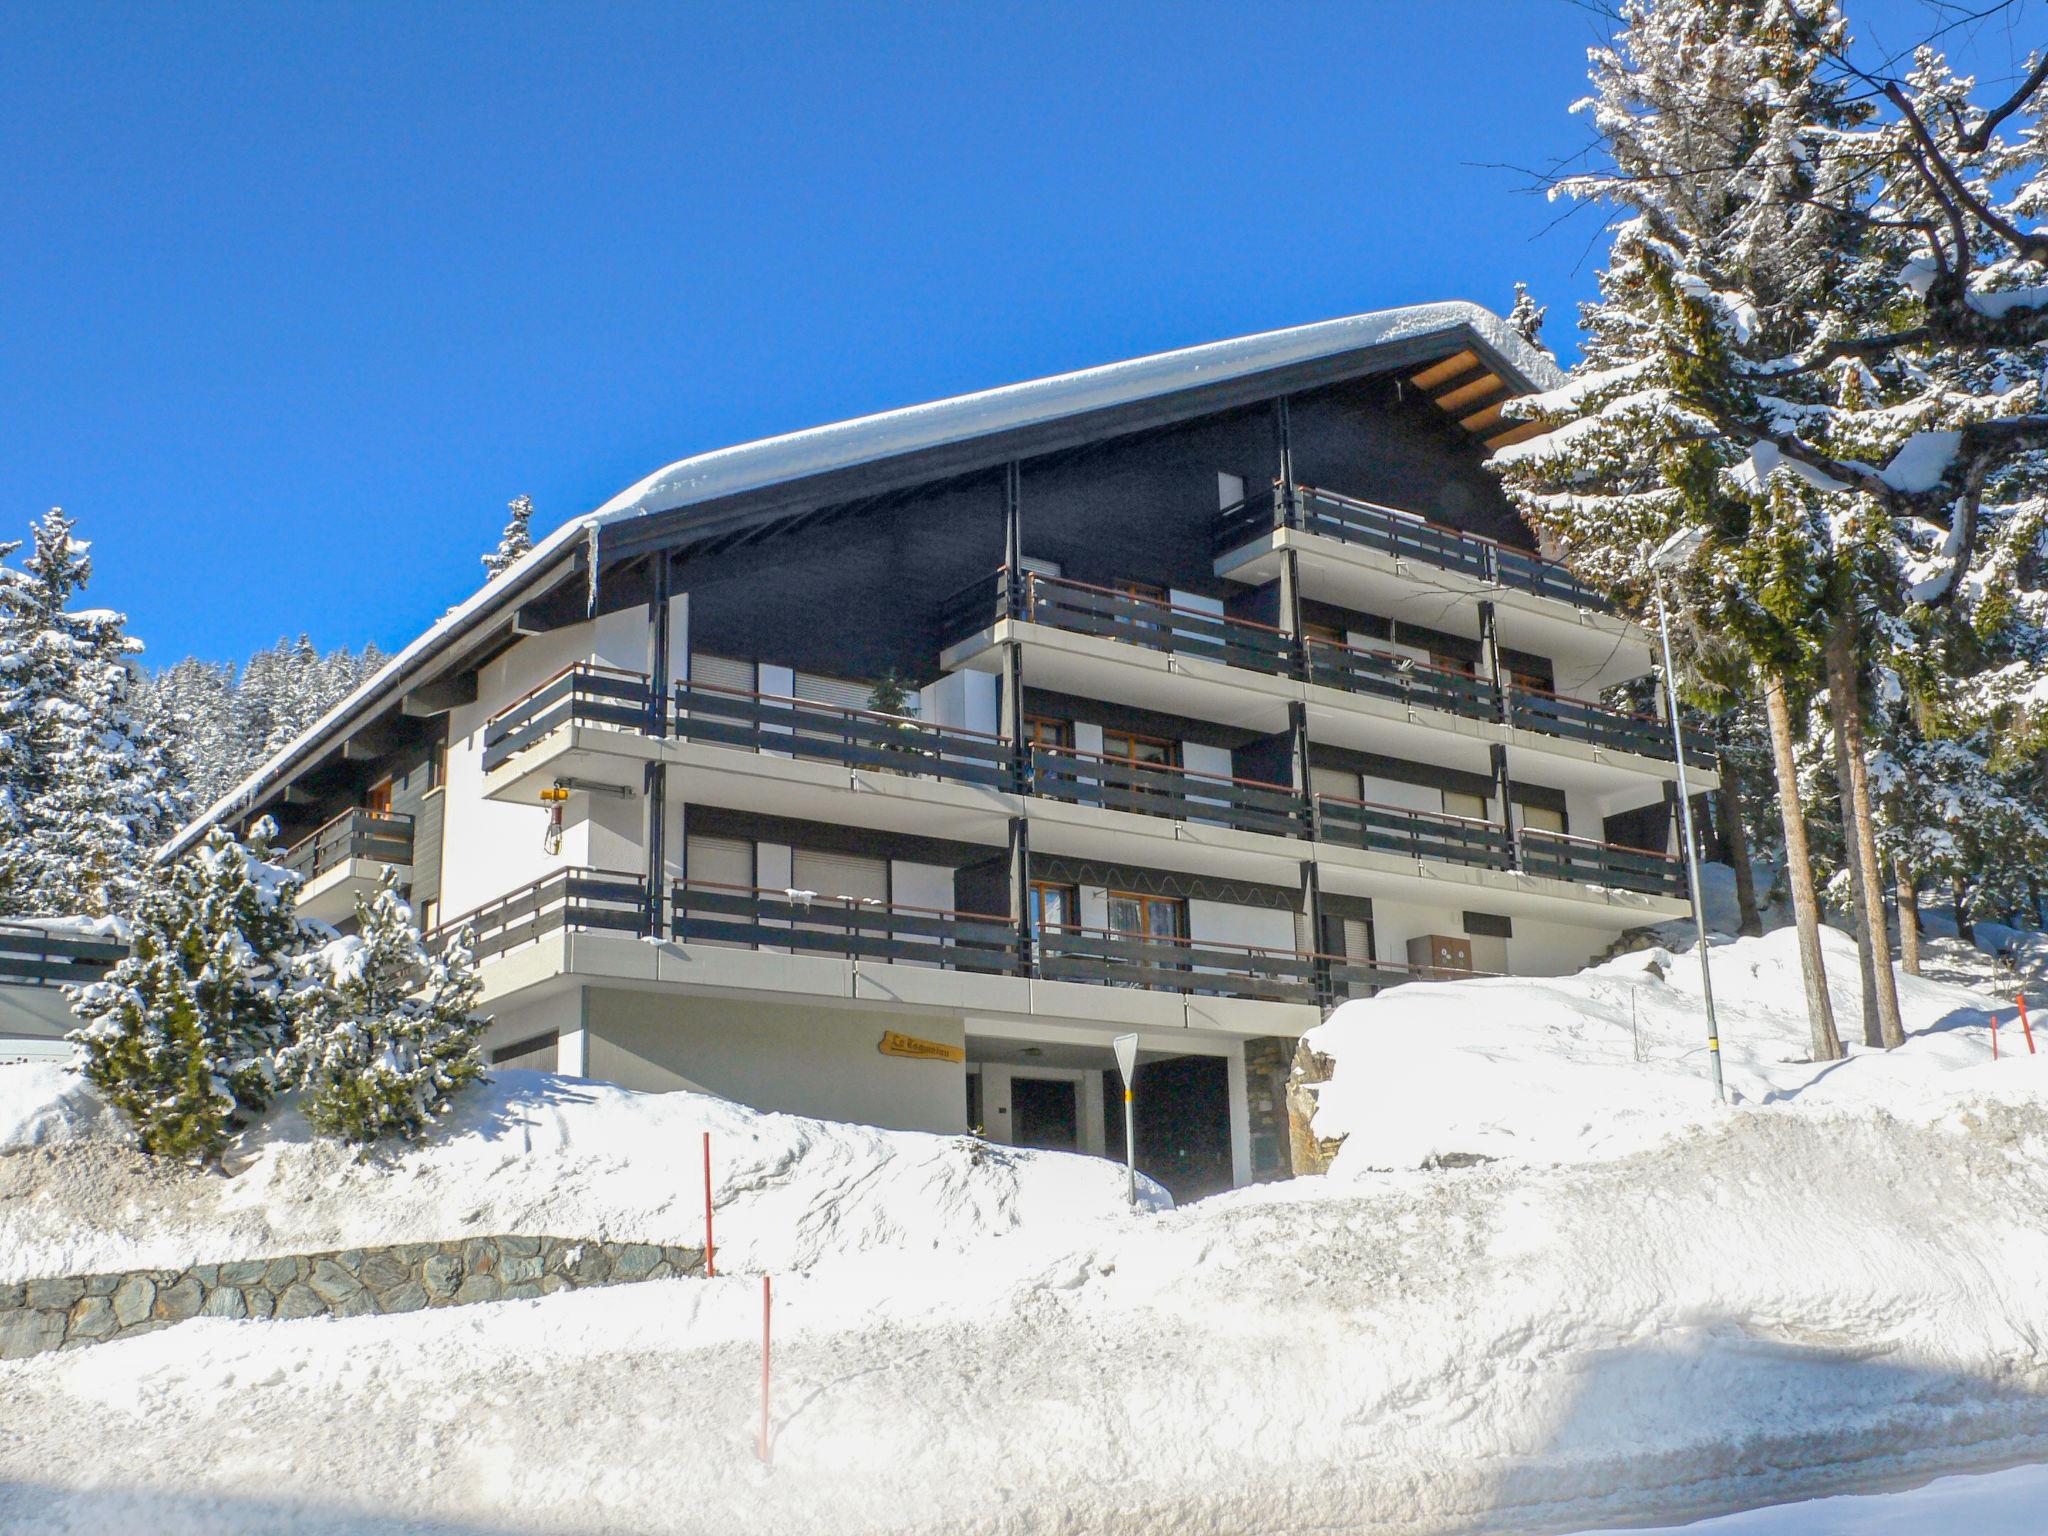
2 926 2046 1536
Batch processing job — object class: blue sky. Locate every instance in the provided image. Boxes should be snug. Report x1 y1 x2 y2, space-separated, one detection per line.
0 1 2026 665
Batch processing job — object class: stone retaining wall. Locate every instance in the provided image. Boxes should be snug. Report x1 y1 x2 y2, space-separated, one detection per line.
0 1234 703 1361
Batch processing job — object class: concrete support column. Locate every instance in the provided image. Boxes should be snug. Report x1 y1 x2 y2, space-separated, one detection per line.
1227 1041 1252 1189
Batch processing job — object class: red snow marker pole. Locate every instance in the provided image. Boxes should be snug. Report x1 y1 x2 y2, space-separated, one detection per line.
702 1131 715 1278
2021 996 2037 1056
1993 1014 2001 1060
759 1274 773 1465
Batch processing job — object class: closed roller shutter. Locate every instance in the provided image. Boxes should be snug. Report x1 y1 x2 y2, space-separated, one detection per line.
794 671 871 711
790 848 888 903
682 835 755 948
690 653 754 693
1309 765 1358 802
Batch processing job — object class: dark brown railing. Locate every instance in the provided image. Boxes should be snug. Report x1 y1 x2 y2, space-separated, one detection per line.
1304 636 1499 722
0 924 126 990
671 680 1015 790
1314 793 1513 872
1518 827 1686 899
482 663 655 773
1506 683 1717 769
427 867 650 963
1030 744 1307 839
280 809 414 883
671 880 1017 972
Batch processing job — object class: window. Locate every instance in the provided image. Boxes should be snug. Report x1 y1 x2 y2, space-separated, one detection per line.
1310 764 1360 803
1302 618 1345 646
1029 882 1078 939
1442 790 1488 822
1218 471 1247 510
691 653 756 695
1509 668 1550 696
417 898 438 933
429 735 448 790
1519 804 1567 835
1025 715 1072 750
1100 729 1179 769
364 777 393 817
1429 651 1477 677
1111 578 1169 604
1107 890 1186 942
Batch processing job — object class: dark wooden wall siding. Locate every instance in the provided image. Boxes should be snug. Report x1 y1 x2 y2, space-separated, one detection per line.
387 739 442 907
1287 374 1533 549
953 854 1011 918
682 470 1007 685
1014 405 1276 596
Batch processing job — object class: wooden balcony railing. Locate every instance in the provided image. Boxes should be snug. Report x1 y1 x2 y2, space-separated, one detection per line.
280 808 415 883
941 567 1296 677
1304 637 1499 721
671 880 1018 972
482 663 655 773
1030 744 1308 840
1518 827 1686 899
0 924 126 990
427 867 651 963
1505 684 1717 769
1034 923 1326 1005
1214 483 1614 614
1314 794 1513 871
671 680 1016 790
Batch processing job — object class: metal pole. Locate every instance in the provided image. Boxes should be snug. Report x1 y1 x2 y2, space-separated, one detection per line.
1652 574 1726 1105
1123 1084 1137 1207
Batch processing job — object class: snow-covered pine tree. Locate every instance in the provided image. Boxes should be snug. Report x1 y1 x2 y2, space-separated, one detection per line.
482 494 534 582
281 878 487 1144
1507 282 1549 353
68 822 307 1161
133 656 239 819
1491 0 1868 1062
2 509 175 918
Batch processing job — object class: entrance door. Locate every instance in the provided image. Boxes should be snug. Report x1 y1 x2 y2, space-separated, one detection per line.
1010 1076 1079 1151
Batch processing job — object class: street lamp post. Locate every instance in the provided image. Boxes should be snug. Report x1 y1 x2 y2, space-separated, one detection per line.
1647 529 1727 1106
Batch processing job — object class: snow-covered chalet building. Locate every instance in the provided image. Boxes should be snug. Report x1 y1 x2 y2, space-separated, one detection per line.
166 305 1714 1198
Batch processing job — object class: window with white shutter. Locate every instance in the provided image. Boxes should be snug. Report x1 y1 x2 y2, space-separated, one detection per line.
690 654 754 694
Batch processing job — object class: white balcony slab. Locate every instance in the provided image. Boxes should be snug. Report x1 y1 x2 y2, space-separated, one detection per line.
296 857 411 926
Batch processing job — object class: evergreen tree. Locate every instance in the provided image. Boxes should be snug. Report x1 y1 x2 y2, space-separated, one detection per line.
1 509 175 918
1507 282 1549 352
482 494 534 581
68 823 307 1161
281 879 487 1145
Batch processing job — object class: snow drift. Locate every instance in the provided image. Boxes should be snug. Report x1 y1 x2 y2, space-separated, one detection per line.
1305 924 2023 1170
0 1066 1165 1285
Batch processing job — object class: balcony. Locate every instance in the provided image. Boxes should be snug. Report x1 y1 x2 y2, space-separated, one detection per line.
482 663 654 775
942 568 1297 679
1304 637 1498 723
672 880 1018 973
1218 485 1612 614
1314 794 1513 872
0 923 126 990
672 679 1015 790
440 867 1443 1013
281 809 416 924
1031 744 1307 840
1505 685 1715 770
1518 827 1686 899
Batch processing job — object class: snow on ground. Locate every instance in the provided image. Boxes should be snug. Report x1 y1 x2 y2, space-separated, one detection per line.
4 927 2048 1533
0 1066 1165 1284
1305 923 2031 1169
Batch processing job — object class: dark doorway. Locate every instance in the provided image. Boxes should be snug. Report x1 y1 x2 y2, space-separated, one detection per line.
1103 1054 1232 1202
1011 1076 1080 1151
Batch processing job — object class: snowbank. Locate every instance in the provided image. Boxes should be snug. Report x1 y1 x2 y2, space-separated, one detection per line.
1306 924 2033 1170
0 1067 1166 1283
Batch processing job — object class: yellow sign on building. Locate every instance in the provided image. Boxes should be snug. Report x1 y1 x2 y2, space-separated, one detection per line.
878 1030 965 1064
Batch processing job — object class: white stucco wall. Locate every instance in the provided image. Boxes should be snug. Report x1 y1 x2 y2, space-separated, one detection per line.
586 988 966 1135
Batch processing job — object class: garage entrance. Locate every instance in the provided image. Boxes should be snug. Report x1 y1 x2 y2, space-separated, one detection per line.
1104 1053 1232 1202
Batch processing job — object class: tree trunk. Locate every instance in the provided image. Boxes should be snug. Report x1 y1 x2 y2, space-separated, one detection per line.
1827 704 1883 1048
1714 732 1764 936
1896 860 1921 976
1826 623 1906 1049
1763 670 1843 1061
1954 873 1972 946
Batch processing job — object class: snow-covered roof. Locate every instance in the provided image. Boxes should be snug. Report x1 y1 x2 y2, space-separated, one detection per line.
166 300 1553 857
